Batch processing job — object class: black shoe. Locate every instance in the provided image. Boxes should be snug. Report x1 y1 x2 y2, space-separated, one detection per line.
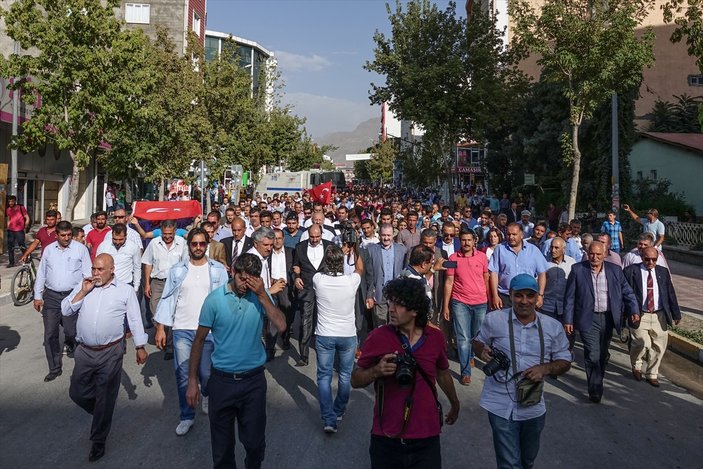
589 394 602 404
88 442 105 462
44 370 62 382
164 352 174 361
295 358 309 367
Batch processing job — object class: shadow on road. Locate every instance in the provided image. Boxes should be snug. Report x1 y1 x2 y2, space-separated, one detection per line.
0 325 21 355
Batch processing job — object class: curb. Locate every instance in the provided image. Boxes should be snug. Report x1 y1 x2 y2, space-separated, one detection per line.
668 331 703 365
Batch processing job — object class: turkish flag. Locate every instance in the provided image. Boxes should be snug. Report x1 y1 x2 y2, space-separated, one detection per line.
309 181 333 205
132 200 202 221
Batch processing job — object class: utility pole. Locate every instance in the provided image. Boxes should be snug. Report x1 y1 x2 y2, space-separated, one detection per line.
611 92 619 211
10 41 20 197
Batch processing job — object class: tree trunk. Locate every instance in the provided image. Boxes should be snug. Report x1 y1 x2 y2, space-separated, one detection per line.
64 151 81 220
568 122 581 221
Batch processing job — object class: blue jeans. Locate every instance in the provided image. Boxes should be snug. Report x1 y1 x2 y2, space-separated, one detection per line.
488 412 546 469
173 329 213 421
450 299 487 377
315 335 357 426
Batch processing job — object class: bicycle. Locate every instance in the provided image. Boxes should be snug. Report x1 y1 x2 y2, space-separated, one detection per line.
11 254 39 306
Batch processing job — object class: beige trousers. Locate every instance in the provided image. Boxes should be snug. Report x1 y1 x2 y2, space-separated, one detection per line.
630 311 669 379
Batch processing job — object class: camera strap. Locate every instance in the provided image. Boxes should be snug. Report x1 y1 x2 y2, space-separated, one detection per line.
508 311 545 380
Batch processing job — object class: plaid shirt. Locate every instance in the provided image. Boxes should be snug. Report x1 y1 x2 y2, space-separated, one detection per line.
600 220 622 252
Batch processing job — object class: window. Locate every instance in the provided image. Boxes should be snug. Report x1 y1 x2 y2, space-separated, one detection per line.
125 3 150 24
637 171 643 181
650 169 657 180
193 12 201 37
688 75 703 86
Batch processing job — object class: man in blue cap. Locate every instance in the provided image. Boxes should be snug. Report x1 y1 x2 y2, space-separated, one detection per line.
473 274 571 469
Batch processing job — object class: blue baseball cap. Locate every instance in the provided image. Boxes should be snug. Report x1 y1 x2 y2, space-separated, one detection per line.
509 274 539 293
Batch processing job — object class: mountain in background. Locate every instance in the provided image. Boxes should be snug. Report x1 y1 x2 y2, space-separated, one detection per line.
316 118 380 164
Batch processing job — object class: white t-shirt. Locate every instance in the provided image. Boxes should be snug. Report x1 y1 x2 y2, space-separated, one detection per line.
173 263 210 330
313 272 360 337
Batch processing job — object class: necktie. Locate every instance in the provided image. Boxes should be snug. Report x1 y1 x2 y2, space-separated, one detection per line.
232 239 240 265
646 270 655 312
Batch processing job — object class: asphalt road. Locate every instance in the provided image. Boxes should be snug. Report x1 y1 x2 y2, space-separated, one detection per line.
1 302 702 469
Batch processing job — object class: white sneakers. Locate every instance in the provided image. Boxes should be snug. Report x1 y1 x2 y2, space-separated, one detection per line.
175 419 195 436
201 396 209 415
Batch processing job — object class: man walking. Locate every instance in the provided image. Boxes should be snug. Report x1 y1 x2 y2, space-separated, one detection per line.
292 224 334 366
85 211 111 260
5 195 30 266
623 247 681 387
61 253 148 462
186 254 286 469
96 223 141 293
34 220 92 381
443 229 489 385
564 241 640 403
367 224 408 327
154 228 229 435
473 274 571 469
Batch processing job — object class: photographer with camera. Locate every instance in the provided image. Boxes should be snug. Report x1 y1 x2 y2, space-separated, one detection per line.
351 277 460 468
473 274 571 469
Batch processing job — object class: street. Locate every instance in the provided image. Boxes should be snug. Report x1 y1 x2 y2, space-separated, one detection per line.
1 298 702 469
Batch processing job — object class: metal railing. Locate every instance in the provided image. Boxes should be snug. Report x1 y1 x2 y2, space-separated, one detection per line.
666 222 703 247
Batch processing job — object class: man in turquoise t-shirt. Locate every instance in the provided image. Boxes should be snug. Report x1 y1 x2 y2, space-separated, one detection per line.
185 253 285 469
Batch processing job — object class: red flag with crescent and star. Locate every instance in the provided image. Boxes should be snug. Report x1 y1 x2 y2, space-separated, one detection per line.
132 200 202 221
309 181 333 205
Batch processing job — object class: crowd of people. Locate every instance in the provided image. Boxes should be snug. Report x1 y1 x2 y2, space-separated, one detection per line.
4 184 683 468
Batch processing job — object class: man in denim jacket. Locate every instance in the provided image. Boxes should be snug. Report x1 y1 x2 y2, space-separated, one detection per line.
154 228 229 436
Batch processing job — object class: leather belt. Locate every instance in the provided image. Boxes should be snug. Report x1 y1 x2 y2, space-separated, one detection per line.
47 289 73 295
80 336 124 351
643 309 662 314
211 366 265 380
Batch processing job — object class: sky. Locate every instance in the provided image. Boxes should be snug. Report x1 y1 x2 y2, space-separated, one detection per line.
206 0 455 139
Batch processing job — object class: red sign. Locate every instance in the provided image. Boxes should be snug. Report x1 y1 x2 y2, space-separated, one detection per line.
451 166 482 174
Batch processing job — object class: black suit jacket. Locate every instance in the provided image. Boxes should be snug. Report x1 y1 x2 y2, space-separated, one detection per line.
507 210 519 224
272 246 295 309
221 235 254 271
623 264 681 330
293 239 334 301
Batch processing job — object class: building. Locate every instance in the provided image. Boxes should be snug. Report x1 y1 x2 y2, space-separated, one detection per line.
629 132 703 216
490 0 701 129
452 143 486 190
119 1 207 53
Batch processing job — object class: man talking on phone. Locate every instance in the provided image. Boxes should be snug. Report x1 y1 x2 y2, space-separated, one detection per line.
61 253 149 462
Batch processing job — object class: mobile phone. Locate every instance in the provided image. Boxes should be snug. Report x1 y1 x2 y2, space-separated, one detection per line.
444 260 458 269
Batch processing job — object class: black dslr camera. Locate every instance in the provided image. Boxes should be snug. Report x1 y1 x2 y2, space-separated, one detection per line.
483 348 510 377
394 353 417 388
340 221 358 245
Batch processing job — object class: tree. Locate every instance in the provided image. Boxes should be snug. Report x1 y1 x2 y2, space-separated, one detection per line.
367 139 396 184
104 29 210 188
366 0 524 202
649 94 703 133
509 0 655 219
0 0 149 218
286 134 337 172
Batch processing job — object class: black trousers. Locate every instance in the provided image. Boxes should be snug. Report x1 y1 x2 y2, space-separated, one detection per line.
298 294 316 360
369 435 441 469
580 311 614 398
208 369 267 469
6 230 26 265
69 341 125 443
42 289 76 373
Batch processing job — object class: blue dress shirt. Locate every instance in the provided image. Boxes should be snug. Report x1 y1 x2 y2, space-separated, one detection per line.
34 240 92 300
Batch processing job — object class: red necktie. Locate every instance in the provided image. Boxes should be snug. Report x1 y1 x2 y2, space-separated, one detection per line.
646 270 654 312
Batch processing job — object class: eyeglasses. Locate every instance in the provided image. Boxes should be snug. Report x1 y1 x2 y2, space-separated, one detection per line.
114 215 126 219
190 241 208 248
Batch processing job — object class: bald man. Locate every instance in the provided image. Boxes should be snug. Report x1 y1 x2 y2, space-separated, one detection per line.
220 217 254 273
61 253 149 462
623 247 681 387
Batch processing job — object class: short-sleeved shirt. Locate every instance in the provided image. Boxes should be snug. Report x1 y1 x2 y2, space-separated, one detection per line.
446 249 489 305
5 204 27 231
313 272 360 337
488 242 548 295
475 309 571 421
642 218 665 245
86 227 112 260
199 284 267 373
357 325 448 439
35 227 58 254
600 220 623 251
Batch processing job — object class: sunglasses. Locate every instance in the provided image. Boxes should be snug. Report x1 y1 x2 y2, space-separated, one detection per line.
190 241 208 248
643 257 657 261
114 215 126 219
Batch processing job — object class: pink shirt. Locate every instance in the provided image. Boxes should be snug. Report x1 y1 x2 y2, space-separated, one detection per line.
446 249 489 305
5 205 27 231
